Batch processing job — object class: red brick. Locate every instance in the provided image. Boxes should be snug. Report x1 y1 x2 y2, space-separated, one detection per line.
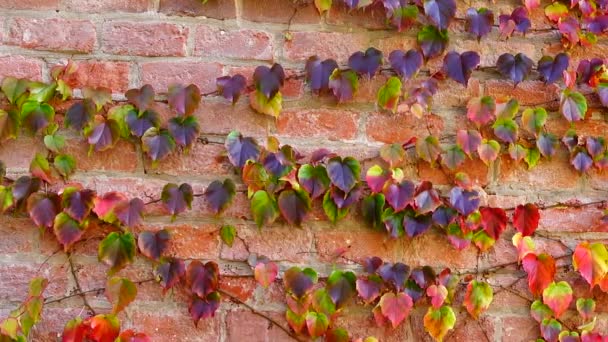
102 22 188 57
277 108 360 140
326 1 388 30
194 26 274 61
315 228 401 263
226 66 303 98
225 310 291 341
140 61 222 94
0 55 43 81
62 60 131 92
0 263 67 301
365 112 444 143
61 0 150 12
6 18 96 53
0 136 46 171
433 78 482 107
334 304 414 341
159 0 236 19
0 0 58 9
501 315 540 341
417 158 489 187
196 100 273 138
498 153 581 190
539 205 606 233
0 217 35 254
484 80 560 107
284 31 370 62
144 142 232 177
62 138 139 172
219 277 256 302
241 0 320 24
150 223 220 260
126 309 220 341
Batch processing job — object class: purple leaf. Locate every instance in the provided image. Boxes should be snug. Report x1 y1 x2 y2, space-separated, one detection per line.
216 75 247 105
410 266 436 289
204 179 236 215
449 187 480 216
328 69 359 103
65 100 95 131
27 193 59 229
417 25 449 60
496 53 533 86
577 58 604 85
305 56 339 94
87 118 120 152
142 128 176 162
389 49 423 80
498 7 530 38
125 84 155 111
168 115 200 148
571 150 593 173
225 131 261 168
126 109 160 138
443 51 480 86
586 137 606 158
378 262 410 291
138 229 170 261
114 198 144 228
432 206 457 226
456 129 482 156
356 276 382 304
253 64 285 99
278 188 312 226
161 183 193 217
190 292 221 326
404 212 432 237
383 180 415 212
466 7 494 41
363 256 383 274
537 53 570 85
326 157 360 193
168 84 201 116
424 0 456 30
330 184 362 209
583 15 608 34
536 132 558 158
348 48 383 78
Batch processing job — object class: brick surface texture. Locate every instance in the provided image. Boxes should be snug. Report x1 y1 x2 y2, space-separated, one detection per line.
0 0 607 341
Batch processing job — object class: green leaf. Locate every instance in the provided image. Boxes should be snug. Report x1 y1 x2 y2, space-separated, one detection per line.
28 82 56 103
1 77 29 104
323 190 348 224
314 0 332 14
20 101 54 135
30 153 53 183
105 277 137 314
524 147 541 169
463 280 493 319
0 185 14 212
107 105 135 139
43 134 65 153
0 108 20 141
416 136 441 164
98 232 136 275
220 225 236 247
560 89 587 122
377 76 402 113
305 312 329 339
250 90 282 118
54 154 76 178
312 288 336 317
521 107 547 136
423 305 456 342
250 190 279 228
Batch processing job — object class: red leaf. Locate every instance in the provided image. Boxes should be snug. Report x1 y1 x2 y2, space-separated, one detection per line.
87 314 120 342
513 204 540 236
254 261 278 288
378 292 413 328
522 253 556 297
480 207 507 240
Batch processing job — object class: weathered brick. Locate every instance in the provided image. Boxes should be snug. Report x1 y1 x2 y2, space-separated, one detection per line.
0 217 35 254
62 60 131 92
194 26 274 61
501 315 541 341
61 0 151 12
0 136 46 171
241 0 319 24
365 112 444 143
498 152 581 190
0 263 67 301
418 158 489 187
277 108 360 140
6 18 96 53
159 0 236 19
144 223 220 260
0 55 43 81
140 61 223 93
62 138 139 172
284 31 370 62
326 1 388 30
196 100 273 138
219 277 256 302
0 0 58 10
102 22 188 57
484 80 560 106
539 205 606 233
226 310 291 342
126 309 221 341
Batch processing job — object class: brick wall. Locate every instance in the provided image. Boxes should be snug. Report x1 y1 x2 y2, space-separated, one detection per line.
0 0 607 341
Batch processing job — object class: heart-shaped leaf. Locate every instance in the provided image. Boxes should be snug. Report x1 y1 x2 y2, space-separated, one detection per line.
142 127 176 162
161 183 193 218
348 48 383 78
285 267 317 298
187 260 219 298
538 53 570 84
216 75 247 104
466 8 494 41
540 318 562 342
85 117 120 152
356 276 382 304
87 314 121 342
560 89 587 122
572 242 608 289
137 229 170 261
298 164 330 199
416 135 441 164
278 188 312 226
523 253 556 297
225 131 261 168
513 203 540 236
449 187 480 216
306 312 329 339
467 96 496 126
478 139 500 165
326 270 356 308
377 76 402 113
378 262 410 290
254 64 285 99
480 207 507 240
54 212 86 251
404 212 433 237
29 153 53 184
417 25 449 60
204 179 236 215
498 7 531 38
251 190 279 228
168 84 201 116
389 49 423 80
446 223 473 250
105 277 137 314
496 53 534 86
537 132 558 158
27 193 59 229
305 56 339 94
98 232 136 275
443 51 480 86
530 300 553 323
65 100 96 131
522 107 547 136
456 129 482 157
378 292 413 328
361 193 385 230
125 84 155 112
576 298 596 321
154 257 185 293
126 109 160 138
427 284 448 308
464 280 493 319
383 180 415 212
492 117 518 144
254 260 278 288
423 305 456 341
542 281 573 318
20 101 55 135
442 145 466 169
327 157 360 193
83 87 112 112
424 0 456 30
328 69 359 103
189 292 220 326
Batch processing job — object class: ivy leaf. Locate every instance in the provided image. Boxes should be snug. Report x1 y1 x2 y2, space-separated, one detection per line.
576 298 596 321
414 182 441 214
496 53 533 86
545 2 568 22
125 84 155 112
305 312 329 339
446 223 473 250
571 150 593 173
27 193 59 229
254 260 278 288
114 198 144 228
0 108 19 141
423 305 456 341
251 190 279 228
465 8 494 41
85 117 120 152
312 288 335 318
142 127 176 162
325 328 349 342
161 183 193 218
389 49 423 80
1 77 28 104
524 147 541 169
314 0 332 14
365 165 390 194
356 276 382 304
105 277 137 314
298 164 330 199
385 3 419 31
216 75 246 105
480 207 507 240
537 132 558 158
187 261 219 298
523 253 557 297
62 317 87 341
537 53 570 85
513 204 540 236
417 25 449 60
137 229 170 261
44 133 65 153
98 232 136 275
361 193 385 230
378 262 410 291
378 292 413 328
542 281 573 318
326 270 356 308
424 0 456 30
65 100 96 131
305 56 338 95
492 117 518 144
327 157 360 193
521 107 547 136
30 153 53 184
560 89 588 122
464 280 493 319
466 96 496 126
53 212 86 251
498 7 531 38
348 48 383 78
404 212 433 238
456 130 482 157
225 131 261 168
20 101 55 135
117 330 151 342
168 84 201 116
383 180 415 212
83 87 112 112
443 51 480 86
427 284 448 308
530 300 553 323
449 187 480 216
286 309 306 334
93 191 127 224
278 188 312 226
87 314 121 342
416 136 441 164
126 109 160 138
253 64 284 99
377 76 402 113
53 154 75 178
12 176 40 204
154 257 185 293
572 242 608 290
204 179 236 215
328 69 359 103
576 58 603 85
250 89 282 118
478 139 500 165
189 292 221 326
285 267 317 298
323 190 349 224
59 185 94 225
